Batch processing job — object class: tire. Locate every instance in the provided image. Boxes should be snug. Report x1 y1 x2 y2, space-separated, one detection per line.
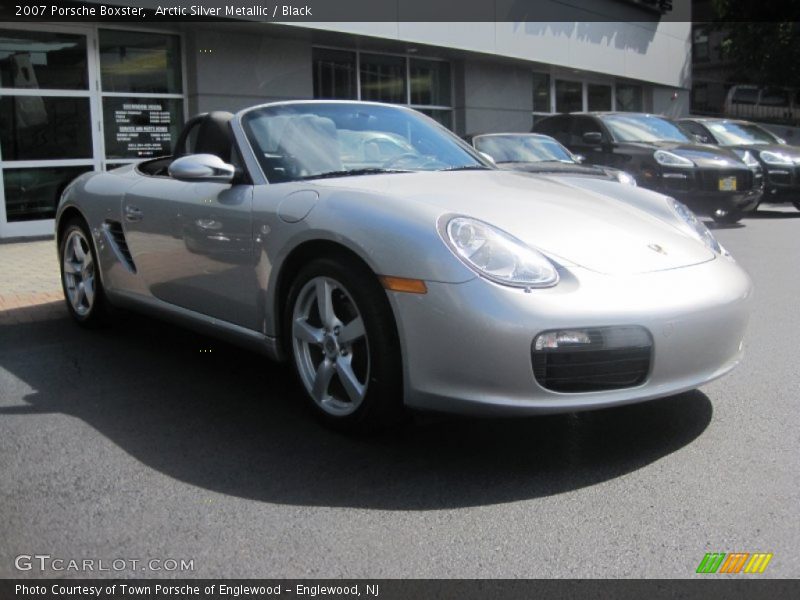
792 201 800 212
59 218 112 328
284 255 404 432
712 209 742 225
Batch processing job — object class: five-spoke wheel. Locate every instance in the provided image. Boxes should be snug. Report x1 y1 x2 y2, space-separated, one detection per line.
285 256 404 431
59 218 110 327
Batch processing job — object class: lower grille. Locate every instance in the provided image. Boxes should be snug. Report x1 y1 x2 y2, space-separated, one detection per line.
532 326 652 393
698 169 753 192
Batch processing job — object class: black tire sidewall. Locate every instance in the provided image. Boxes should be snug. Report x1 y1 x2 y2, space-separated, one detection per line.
284 256 404 432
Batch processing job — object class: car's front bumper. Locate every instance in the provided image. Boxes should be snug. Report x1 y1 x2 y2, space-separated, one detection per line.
646 167 763 214
389 256 752 416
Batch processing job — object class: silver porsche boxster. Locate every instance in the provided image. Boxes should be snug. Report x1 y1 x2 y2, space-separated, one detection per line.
56 101 752 431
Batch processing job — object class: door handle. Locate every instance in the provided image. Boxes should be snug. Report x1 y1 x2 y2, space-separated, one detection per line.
125 205 143 222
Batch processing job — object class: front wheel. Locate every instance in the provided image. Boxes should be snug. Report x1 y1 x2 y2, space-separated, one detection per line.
59 219 111 327
284 256 404 432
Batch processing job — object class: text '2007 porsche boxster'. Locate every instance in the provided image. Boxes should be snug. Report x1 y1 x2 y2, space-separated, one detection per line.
56 101 752 431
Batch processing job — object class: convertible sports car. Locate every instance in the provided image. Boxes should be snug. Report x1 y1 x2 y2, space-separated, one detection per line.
466 132 637 186
56 101 753 431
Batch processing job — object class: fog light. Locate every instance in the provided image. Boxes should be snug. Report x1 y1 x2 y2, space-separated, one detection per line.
534 329 592 350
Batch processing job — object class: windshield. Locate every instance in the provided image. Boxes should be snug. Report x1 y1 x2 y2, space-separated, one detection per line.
705 122 780 146
601 114 691 143
474 134 576 163
242 102 486 182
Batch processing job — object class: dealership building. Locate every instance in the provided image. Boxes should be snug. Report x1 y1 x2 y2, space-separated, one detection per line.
0 0 691 239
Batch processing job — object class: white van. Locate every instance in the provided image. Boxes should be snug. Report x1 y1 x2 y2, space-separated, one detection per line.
723 85 798 123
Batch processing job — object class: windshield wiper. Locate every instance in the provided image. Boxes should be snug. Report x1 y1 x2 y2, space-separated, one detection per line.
440 165 492 171
298 168 411 180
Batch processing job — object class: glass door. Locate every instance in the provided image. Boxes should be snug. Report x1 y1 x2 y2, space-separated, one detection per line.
0 25 101 238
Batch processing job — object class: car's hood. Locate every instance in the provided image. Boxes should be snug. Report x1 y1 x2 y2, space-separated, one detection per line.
313 170 715 275
623 141 746 168
497 161 613 178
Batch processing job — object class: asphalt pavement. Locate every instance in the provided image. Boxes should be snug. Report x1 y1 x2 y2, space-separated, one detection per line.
1 205 799 578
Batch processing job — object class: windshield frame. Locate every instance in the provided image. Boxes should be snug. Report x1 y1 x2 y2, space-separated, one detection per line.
238 100 491 184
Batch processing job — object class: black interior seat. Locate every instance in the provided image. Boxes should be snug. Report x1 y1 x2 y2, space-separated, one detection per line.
173 111 235 162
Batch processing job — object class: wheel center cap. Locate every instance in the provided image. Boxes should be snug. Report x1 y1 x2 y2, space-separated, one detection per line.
323 335 339 359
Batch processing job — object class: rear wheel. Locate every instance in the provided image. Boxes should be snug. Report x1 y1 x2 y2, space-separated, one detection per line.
285 256 404 432
59 219 111 327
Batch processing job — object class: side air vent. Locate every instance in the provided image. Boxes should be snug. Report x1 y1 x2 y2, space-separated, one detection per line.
103 221 137 273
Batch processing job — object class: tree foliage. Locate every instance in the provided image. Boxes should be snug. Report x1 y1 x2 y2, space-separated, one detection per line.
710 1 800 87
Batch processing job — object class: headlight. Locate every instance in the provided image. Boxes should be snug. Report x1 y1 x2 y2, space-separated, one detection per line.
444 216 559 288
616 171 637 186
760 150 794 166
669 199 726 255
654 150 694 168
737 150 760 168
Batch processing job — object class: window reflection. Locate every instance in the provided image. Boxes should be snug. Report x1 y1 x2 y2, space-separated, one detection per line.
0 96 92 160
99 30 182 94
313 48 357 100
0 29 88 90
360 54 406 104
3 166 92 222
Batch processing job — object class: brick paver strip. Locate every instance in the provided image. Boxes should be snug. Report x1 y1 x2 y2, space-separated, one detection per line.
0 239 66 323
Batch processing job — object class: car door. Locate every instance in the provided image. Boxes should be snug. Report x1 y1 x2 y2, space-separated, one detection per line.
568 116 616 167
121 154 258 330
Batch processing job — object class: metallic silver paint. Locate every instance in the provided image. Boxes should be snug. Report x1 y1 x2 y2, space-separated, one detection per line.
56 101 753 416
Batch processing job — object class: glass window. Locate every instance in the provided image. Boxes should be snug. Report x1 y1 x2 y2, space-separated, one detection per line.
3 166 92 222
360 53 406 104
312 48 357 100
532 72 551 112
242 102 480 183
0 29 88 90
0 96 92 160
587 84 612 111
601 114 690 143
731 87 758 105
615 84 643 112
102 97 184 160
760 88 789 107
474 134 575 164
410 59 450 106
693 27 709 62
555 80 582 113
99 30 182 94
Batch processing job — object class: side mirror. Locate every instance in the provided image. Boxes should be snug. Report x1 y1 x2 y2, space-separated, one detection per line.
573 153 586 163
582 131 603 145
479 151 497 166
168 154 236 183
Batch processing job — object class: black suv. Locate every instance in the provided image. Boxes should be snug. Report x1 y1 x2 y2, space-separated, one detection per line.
533 112 763 223
677 117 800 210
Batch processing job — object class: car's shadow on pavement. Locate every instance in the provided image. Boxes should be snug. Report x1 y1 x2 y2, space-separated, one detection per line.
0 314 713 510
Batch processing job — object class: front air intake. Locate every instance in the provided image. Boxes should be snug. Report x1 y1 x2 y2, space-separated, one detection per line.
532 326 652 393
